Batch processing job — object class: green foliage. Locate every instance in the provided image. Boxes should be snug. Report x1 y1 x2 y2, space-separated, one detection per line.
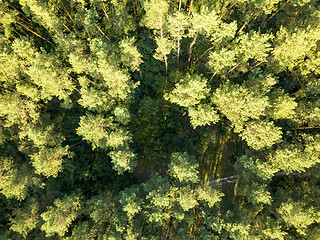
167 12 189 40
0 92 40 127
109 145 136 174
278 200 318 235
196 184 224 208
168 152 199 183
153 36 174 62
76 114 112 149
212 82 269 132
239 183 272 205
165 74 210 108
177 186 198 211
237 30 273 63
267 90 297 120
41 194 82 237
188 104 220 128
119 187 142 220
142 0 169 31
0 157 32 200
139 97 159 117
207 48 236 74
273 27 320 73
29 145 71 177
268 134 320 173
240 120 282 150
10 199 40 237
189 7 237 44
119 37 143 71
1 0 320 239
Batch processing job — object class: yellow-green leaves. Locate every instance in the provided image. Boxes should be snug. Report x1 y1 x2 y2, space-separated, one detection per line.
11 37 36 61
153 36 174 62
119 187 142 220
0 8 17 38
30 146 70 178
10 200 40 237
267 91 297 120
18 0 66 34
41 194 82 237
196 184 224 208
237 30 273 63
240 120 282 150
142 0 169 31
177 186 198 211
98 62 135 101
76 114 113 149
0 93 39 127
268 135 320 173
78 88 113 111
188 104 220 129
0 157 29 200
167 12 189 41
168 152 199 183
273 27 320 73
212 82 269 132
207 48 236 75
278 201 317 235
109 146 136 174
165 74 210 108
77 114 135 174
119 37 143 72
189 7 237 44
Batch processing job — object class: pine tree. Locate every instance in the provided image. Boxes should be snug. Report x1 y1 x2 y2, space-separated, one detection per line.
165 74 210 108
41 194 82 237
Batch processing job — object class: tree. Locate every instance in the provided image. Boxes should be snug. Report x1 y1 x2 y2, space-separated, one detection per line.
142 0 171 73
1 0 320 239
10 198 40 238
168 152 199 184
76 114 113 150
188 104 220 128
29 145 71 178
0 157 30 200
212 81 269 133
240 120 282 150
41 194 82 237
165 74 210 108
167 11 189 66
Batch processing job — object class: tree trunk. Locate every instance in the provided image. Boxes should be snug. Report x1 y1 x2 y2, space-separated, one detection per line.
188 34 197 64
177 37 180 67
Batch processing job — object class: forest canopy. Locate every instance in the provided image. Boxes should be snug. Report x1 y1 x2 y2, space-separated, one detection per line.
0 0 320 239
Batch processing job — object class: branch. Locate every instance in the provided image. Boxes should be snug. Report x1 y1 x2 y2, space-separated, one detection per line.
15 22 55 46
3 0 32 21
209 70 218 82
94 23 110 40
187 0 194 16
50 0 67 22
73 87 81 94
295 126 320 130
207 170 303 185
227 61 241 74
60 0 75 23
244 61 265 73
193 45 216 65
219 0 235 20
235 14 257 36
100 2 110 20
74 4 91 38
267 0 291 22
188 34 197 65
